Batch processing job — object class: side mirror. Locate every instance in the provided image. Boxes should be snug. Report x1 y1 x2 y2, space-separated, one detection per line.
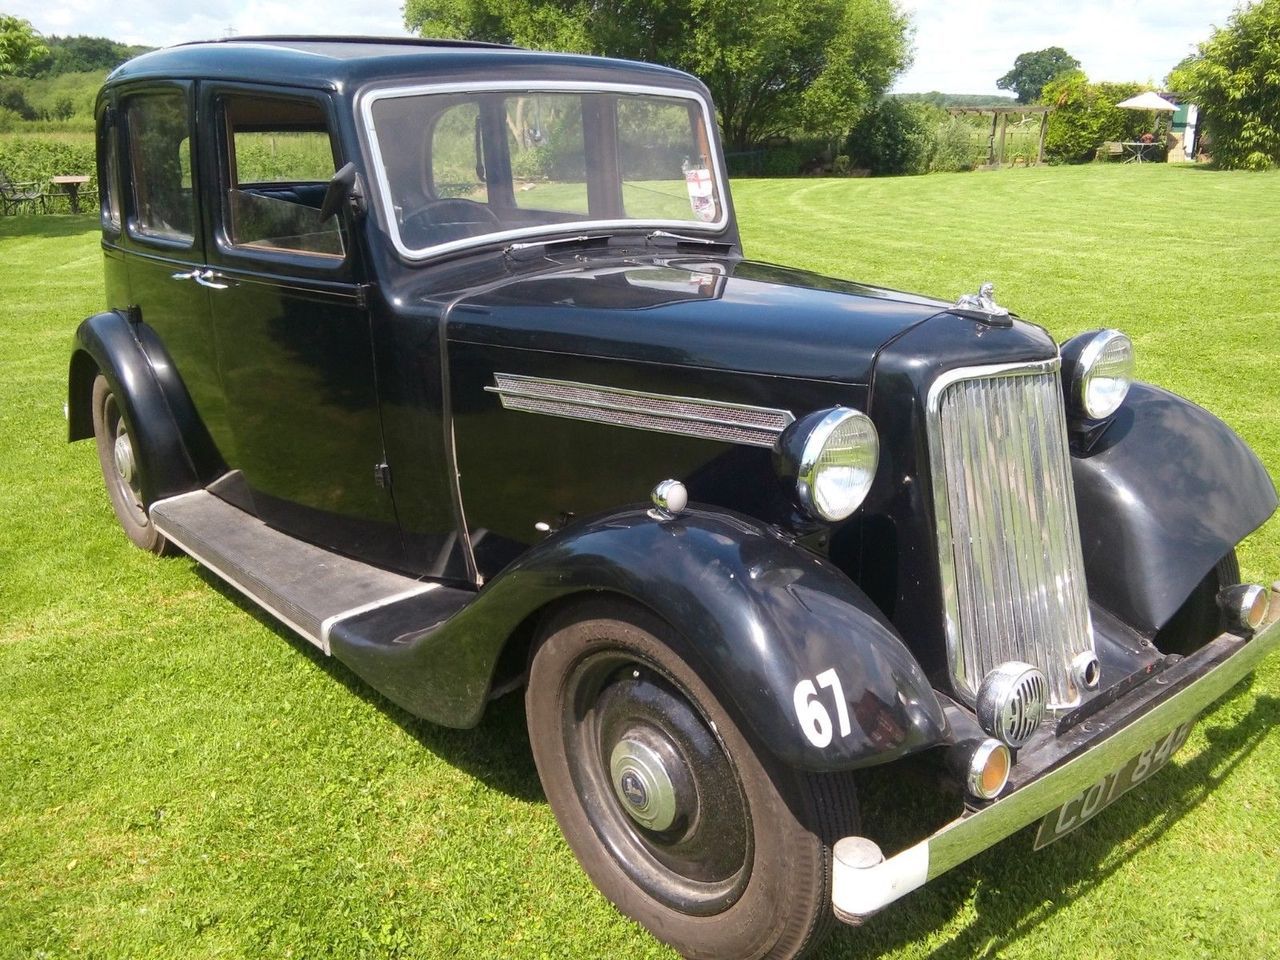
320 162 366 222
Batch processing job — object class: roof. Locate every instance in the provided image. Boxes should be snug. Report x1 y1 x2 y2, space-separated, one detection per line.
105 35 699 93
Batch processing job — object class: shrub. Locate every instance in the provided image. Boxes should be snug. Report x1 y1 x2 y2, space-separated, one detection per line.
0 84 37 121
1041 71 1148 164
929 117 979 172
759 145 806 176
1170 0 1280 170
845 99 940 175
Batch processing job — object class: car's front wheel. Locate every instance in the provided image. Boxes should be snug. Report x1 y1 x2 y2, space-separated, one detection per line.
91 374 170 555
526 598 859 960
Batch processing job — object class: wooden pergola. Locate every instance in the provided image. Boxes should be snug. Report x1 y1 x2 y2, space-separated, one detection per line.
947 105 1053 166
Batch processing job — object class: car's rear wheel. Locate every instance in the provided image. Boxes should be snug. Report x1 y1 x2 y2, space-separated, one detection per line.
526 598 859 960
91 374 170 555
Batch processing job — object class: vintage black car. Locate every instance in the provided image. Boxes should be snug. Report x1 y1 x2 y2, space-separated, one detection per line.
71 36 1277 960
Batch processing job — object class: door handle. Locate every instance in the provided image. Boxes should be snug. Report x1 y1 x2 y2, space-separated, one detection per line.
170 269 228 289
193 269 228 290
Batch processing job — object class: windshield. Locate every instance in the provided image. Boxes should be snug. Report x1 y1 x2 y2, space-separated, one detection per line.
363 84 727 258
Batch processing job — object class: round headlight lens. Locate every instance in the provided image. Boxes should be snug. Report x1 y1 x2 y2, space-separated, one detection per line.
797 408 879 522
1077 330 1134 419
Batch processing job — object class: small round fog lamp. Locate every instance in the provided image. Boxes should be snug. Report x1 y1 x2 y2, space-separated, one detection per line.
967 739 1011 800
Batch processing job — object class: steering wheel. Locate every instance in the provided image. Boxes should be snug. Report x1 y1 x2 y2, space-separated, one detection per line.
401 198 500 246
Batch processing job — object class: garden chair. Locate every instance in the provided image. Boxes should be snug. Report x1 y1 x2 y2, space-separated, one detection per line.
1102 141 1124 162
0 170 49 214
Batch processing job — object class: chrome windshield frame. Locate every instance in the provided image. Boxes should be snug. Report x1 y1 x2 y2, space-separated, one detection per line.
357 80 731 262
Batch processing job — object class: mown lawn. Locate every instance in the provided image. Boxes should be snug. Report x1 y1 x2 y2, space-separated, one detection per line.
2 163 1277 959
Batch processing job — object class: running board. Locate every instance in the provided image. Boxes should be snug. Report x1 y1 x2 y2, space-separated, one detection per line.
150 490 470 654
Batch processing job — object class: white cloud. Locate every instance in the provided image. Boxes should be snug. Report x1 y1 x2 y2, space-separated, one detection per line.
894 0 1239 94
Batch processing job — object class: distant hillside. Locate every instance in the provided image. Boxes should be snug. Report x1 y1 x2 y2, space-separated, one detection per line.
19 34 153 79
890 92 1018 109
0 70 103 126
0 35 152 132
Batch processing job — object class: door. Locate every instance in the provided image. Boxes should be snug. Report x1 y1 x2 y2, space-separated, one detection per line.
199 84 403 568
118 83 231 462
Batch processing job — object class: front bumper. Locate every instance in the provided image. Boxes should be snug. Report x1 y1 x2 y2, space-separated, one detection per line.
832 617 1280 923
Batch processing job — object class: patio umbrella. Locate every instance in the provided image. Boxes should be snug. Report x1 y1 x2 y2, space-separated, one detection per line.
1116 91 1179 112
1116 91 1178 160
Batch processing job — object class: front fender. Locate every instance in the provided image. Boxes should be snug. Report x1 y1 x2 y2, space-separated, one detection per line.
330 505 949 772
1073 383 1277 633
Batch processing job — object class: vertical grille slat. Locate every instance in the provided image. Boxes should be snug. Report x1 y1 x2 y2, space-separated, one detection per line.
929 361 1095 710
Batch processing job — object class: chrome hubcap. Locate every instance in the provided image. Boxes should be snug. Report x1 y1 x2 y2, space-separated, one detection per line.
610 735 678 832
113 433 136 486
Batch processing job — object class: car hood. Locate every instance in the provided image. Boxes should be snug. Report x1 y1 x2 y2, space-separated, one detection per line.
443 255 952 385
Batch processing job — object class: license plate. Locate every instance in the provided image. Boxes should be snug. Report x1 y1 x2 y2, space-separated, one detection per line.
1033 719 1195 850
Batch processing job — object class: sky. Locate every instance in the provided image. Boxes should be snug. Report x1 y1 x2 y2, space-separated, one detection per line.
7 0 1242 96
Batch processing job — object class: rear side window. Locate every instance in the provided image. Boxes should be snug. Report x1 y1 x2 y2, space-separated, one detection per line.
124 92 194 244
221 95 343 259
98 108 121 231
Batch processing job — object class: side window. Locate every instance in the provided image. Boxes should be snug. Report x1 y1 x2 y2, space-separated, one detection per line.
98 108 121 231
124 92 194 244
430 101 487 203
222 95 343 258
506 94 589 215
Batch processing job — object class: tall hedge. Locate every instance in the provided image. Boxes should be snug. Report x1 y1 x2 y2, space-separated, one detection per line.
0 134 96 209
1041 72 1148 164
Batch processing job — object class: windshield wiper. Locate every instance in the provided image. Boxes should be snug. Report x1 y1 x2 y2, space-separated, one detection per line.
646 230 733 249
505 234 614 259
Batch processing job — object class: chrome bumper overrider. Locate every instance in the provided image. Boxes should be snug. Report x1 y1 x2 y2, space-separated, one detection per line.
832 618 1280 923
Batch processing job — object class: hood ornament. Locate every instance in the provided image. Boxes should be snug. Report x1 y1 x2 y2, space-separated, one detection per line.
952 282 1013 327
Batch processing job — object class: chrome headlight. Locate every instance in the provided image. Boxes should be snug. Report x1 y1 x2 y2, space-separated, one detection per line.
783 407 879 522
1062 329 1134 419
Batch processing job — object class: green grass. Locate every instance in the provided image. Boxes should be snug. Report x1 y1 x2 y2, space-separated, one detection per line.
2 163 1278 959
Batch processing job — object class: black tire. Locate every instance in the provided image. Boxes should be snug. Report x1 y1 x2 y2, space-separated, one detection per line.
526 598 859 960
91 374 170 555
1154 551 1240 655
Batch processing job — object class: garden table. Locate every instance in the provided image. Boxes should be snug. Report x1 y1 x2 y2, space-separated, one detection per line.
51 175 91 214
1120 142 1160 164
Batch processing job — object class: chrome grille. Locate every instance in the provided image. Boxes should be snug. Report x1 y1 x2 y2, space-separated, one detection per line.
927 359 1095 710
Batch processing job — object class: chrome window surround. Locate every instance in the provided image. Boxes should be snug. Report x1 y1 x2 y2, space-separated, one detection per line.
358 81 731 262
925 357 1096 710
486 373 794 448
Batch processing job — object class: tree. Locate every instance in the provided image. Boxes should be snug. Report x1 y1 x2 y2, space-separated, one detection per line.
0 15 48 76
18 34 151 78
1169 0 1280 170
996 46 1080 104
403 0 914 150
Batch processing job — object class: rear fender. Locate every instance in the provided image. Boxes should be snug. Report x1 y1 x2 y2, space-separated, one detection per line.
1073 383 1277 633
68 311 220 502
330 505 949 772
